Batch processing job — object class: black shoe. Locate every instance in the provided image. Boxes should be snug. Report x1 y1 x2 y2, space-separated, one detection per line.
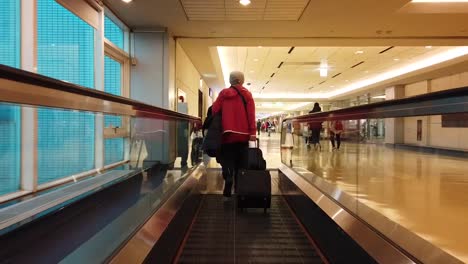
223 182 232 197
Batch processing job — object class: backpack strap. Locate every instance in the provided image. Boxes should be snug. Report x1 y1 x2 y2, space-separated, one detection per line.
230 86 250 128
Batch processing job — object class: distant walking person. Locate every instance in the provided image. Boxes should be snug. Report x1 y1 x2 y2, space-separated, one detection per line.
257 119 262 136
212 71 256 199
308 103 322 150
267 120 272 137
330 120 344 150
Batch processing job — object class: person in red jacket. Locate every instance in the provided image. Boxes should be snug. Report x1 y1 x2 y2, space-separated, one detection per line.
212 71 256 198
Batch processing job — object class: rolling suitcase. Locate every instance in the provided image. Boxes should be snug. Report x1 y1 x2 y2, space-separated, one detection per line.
237 139 271 212
245 139 267 170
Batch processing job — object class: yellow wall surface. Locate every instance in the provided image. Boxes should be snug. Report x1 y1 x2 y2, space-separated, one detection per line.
176 42 201 117
402 73 468 151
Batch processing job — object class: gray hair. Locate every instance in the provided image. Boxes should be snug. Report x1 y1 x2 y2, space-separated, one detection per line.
229 71 245 85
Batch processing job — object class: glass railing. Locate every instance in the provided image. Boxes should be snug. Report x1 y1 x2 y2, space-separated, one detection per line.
0 65 202 262
281 87 468 264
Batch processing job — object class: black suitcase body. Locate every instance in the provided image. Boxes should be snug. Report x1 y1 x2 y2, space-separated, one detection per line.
237 140 271 212
246 147 267 170
236 170 271 211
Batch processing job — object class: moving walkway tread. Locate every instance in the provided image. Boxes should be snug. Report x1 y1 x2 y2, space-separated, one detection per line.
176 195 325 264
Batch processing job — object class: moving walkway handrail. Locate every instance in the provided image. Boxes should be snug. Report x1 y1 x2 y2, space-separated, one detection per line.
284 86 468 122
0 64 201 122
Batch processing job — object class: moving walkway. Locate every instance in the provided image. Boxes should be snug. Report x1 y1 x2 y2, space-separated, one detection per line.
0 65 465 263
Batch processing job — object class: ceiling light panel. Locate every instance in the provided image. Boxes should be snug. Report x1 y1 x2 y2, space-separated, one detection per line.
218 46 463 99
181 0 311 21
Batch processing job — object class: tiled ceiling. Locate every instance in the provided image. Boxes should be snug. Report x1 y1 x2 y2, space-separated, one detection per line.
180 0 310 21
218 46 457 97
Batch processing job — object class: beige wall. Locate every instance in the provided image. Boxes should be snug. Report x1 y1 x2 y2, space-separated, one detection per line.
175 42 203 117
202 82 212 119
401 72 468 151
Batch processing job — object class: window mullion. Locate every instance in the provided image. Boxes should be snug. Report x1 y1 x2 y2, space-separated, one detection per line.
95 8 105 170
20 0 38 192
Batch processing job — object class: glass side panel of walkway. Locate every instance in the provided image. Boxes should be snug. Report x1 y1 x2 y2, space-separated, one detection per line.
280 90 468 263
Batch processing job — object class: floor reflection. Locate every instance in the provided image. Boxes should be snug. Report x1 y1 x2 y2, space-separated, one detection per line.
286 139 468 262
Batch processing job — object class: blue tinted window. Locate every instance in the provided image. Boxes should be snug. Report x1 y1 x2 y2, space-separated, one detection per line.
104 56 124 165
0 0 20 67
105 138 124 166
0 0 21 195
0 105 21 195
37 0 95 184
104 16 124 50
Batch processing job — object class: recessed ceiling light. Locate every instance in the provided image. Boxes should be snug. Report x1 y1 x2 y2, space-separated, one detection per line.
258 46 263 48
355 50 364 54
319 59 328 77
425 46 433 49
394 58 400 61
330 85 335 88
345 80 349 82
122 0 132 3
250 70 255 73
364 70 369 73
254 58 259 62
240 0 251 6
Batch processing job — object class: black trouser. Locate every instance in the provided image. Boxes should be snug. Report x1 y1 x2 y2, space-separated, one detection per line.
257 128 261 135
219 142 248 197
330 132 341 149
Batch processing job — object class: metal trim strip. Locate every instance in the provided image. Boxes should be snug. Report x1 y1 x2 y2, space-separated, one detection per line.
0 169 139 234
284 86 468 123
279 164 464 264
110 165 205 264
279 164 416 264
0 65 200 122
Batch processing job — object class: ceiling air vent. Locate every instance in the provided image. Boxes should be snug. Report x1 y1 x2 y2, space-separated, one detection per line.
351 61 364 68
271 73 275 78
278 62 284 68
282 62 320 66
332 73 342 78
288 47 295 54
379 46 394 54
319 81 326 85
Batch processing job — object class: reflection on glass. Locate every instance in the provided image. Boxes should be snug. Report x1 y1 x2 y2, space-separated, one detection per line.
282 112 468 262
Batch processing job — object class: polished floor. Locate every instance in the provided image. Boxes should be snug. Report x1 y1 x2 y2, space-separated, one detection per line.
278 134 468 262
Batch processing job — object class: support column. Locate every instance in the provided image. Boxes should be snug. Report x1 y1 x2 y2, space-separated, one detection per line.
384 85 405 145
21 0 38 192
95 8 105 170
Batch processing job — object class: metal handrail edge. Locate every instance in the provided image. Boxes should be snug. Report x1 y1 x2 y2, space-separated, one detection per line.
278 164 463 264
0 64 201 122
284 86 468 122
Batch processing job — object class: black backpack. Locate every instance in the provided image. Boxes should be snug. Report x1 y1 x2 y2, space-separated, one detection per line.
202 110 222 157
202 86 250 158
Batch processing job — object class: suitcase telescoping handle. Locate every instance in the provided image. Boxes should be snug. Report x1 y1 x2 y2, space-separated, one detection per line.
250 138 259 148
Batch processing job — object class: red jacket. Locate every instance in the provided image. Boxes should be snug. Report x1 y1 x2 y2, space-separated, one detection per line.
212 85 256 143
